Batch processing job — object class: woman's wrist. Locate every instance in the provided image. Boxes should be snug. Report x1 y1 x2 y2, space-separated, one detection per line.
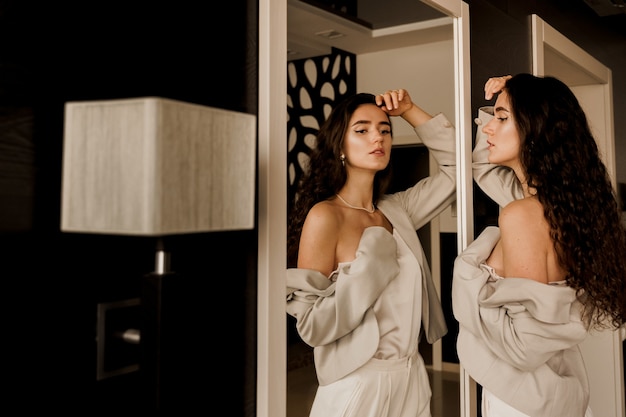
403 103 432 127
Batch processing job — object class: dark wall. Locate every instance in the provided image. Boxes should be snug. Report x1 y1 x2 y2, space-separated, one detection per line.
0 0 258 415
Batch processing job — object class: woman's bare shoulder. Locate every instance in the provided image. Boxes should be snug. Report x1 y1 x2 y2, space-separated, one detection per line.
499 198 548 241
303 200 342 231
299 201 342 275
499 197 543 224
498 197 553 283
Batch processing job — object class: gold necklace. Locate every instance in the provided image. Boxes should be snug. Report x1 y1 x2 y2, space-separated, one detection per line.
335 194 375 213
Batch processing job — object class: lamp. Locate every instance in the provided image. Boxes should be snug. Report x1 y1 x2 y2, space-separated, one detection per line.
61 96 256 236
60 97 256 408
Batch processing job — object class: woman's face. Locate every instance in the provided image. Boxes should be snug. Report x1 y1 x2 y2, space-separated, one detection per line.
482 90 522 169
342 103 392 173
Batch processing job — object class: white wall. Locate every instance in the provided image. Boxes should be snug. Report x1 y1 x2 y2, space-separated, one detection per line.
357 39 455 145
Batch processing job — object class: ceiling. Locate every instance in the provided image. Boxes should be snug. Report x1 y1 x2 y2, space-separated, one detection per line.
287 0 452 61
582 0 626 16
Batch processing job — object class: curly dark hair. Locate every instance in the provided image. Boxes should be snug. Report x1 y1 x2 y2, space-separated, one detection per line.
287 93 394 267
505 73 626 330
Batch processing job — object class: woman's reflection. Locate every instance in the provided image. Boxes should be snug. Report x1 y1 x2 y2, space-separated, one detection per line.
286 89 455 416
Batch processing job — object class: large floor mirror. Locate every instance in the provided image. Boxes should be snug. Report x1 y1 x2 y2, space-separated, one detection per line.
257 1 472 417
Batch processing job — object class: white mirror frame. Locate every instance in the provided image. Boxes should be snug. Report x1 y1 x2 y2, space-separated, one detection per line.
257 2 471 417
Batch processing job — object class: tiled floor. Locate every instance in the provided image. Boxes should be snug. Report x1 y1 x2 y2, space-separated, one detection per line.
287 362 460 417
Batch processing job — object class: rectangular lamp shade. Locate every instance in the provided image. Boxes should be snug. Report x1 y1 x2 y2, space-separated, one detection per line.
61 97 256 235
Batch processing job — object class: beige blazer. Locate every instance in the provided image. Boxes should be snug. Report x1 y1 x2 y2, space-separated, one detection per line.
286 113 455 385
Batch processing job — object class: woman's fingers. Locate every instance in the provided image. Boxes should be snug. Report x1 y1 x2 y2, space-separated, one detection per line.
378 89 405 110
484 75 512 100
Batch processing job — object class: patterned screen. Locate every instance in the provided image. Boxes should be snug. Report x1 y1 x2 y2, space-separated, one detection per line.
287 47 356 212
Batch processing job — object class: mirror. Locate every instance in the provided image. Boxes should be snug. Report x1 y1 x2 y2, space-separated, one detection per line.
256 1 472 417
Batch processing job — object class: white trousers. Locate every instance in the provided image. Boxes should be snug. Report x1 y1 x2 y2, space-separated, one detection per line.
482 389 530 417
309 351 432 417
482 388 595 417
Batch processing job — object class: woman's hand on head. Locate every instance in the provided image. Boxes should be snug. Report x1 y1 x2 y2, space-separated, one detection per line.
375 89 413 116
484 75 512 100
376 88 433 127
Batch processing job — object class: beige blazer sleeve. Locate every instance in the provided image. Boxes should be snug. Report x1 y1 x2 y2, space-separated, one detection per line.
384 112 456 230
473 107 524 207
286 226 399 347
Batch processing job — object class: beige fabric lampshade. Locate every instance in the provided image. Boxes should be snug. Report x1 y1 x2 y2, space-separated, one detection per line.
61 97 256 235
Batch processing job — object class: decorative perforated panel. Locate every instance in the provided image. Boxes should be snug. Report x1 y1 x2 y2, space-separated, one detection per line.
286 47 357 211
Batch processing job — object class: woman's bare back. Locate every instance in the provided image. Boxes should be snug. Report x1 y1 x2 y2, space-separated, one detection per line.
486 196 566 284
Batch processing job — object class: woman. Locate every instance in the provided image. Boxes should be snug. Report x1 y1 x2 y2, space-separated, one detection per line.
286 89 455 417
453 73 626 417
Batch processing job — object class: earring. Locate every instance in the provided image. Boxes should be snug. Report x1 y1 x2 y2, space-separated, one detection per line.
340 154 345 167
